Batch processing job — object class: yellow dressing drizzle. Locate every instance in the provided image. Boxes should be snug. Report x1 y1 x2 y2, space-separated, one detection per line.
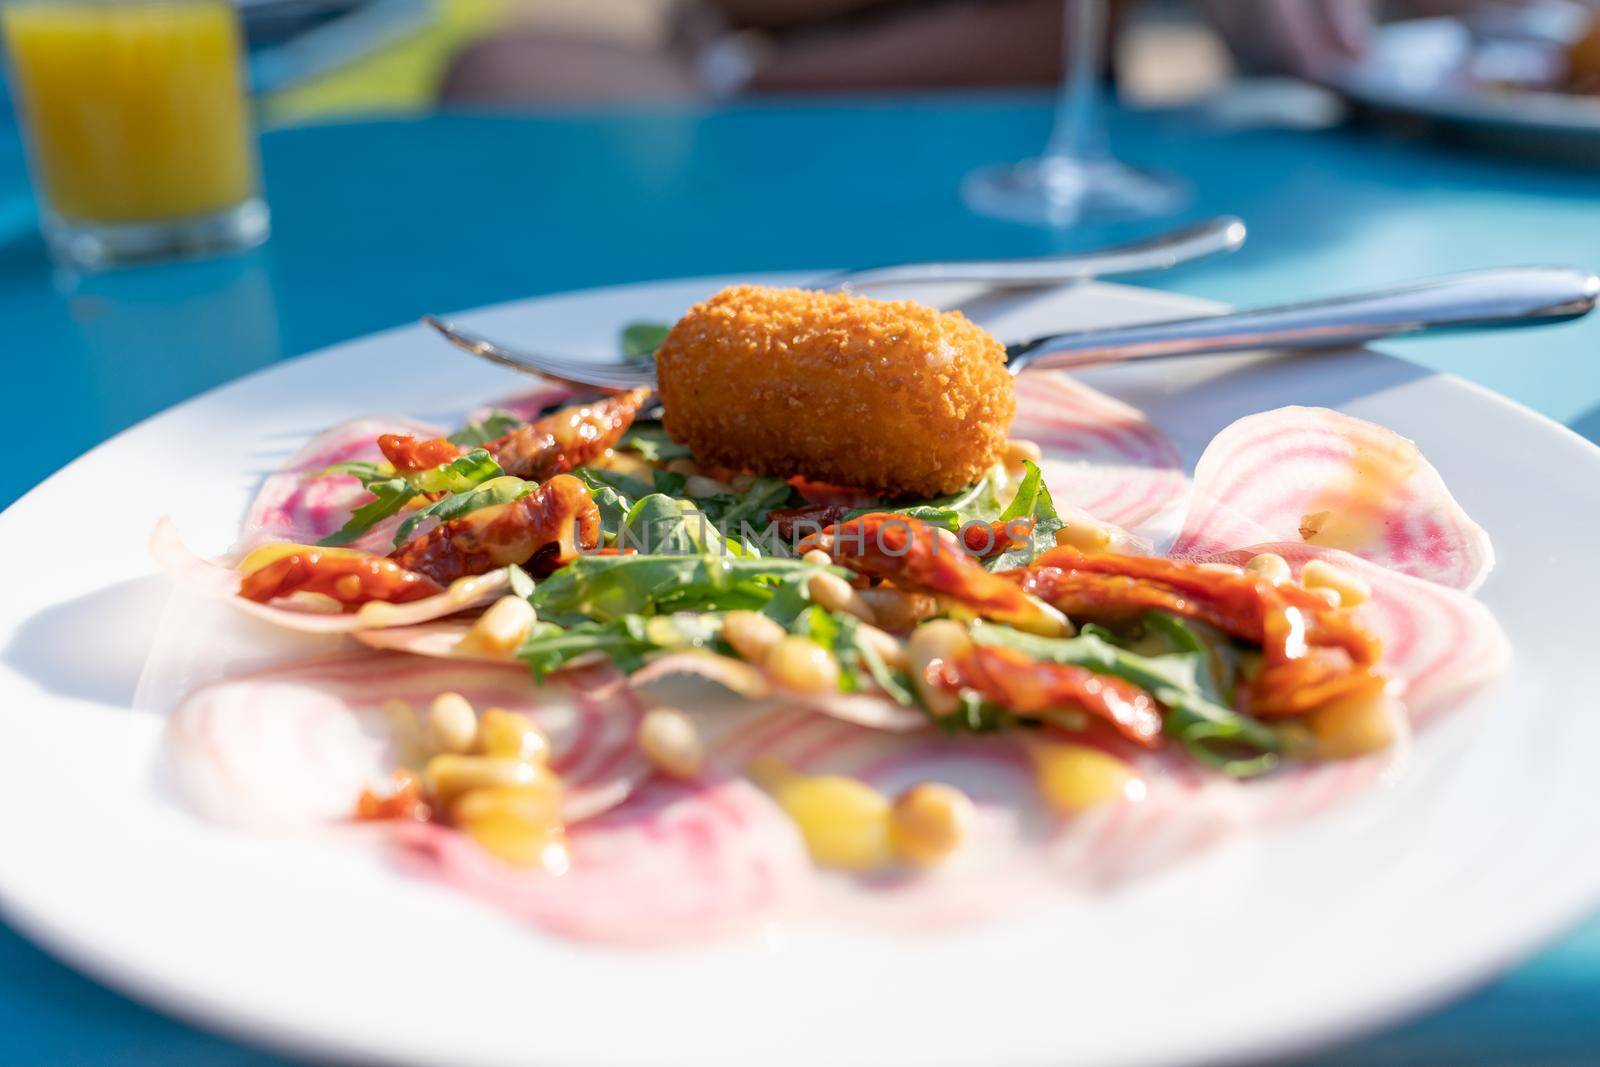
1298 432 1420 551
750 757 894 872
1028 740 1145 814
235 542 366 574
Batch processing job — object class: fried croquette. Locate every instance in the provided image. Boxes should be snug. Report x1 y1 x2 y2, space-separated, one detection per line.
655 285 1014 497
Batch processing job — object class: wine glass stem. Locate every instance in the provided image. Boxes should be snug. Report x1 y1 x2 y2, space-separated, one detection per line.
1042 0 1108 165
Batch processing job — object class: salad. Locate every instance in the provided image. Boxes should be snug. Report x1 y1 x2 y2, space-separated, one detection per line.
153 286 1508 944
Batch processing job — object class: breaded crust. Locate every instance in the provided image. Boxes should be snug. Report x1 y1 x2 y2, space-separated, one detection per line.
656 285 1014 497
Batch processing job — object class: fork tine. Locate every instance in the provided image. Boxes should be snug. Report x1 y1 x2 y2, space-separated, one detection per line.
423 316 657 391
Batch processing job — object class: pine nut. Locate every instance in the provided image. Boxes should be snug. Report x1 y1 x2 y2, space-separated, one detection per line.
1002 438 1043 473
807 571 876 623
722 609 786 662
425 754 555 807
801 548 833 566
637 707 705 780
1055 519 1112 552
764 635 841 693
1301 558 1371 608
457 595 537 657
427 692 478 754
1307 687 1396 759
857 588 938 631
1245 552 1291 585
856 623 908 669
907 620 972 717
477 707 549 763
890 782 975 867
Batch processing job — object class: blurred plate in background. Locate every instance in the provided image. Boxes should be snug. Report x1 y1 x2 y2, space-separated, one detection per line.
1325 10 1600 159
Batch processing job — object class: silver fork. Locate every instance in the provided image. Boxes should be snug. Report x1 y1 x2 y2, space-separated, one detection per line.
428 266 1599 391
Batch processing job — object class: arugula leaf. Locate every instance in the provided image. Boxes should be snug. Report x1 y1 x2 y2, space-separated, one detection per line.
318 477 416 547
968 622 1281 777
518 612 720 680
408 448 502 495
574 465 647 502
521 617 654 679
844 463 1008 531
318 449 505 548
618 422 692 463
989 460 1064 570
318 460 386 483
571 467 635 535
621 321 671 361
531 554 836 625
392 475 530 548
619 494 730 555
447 411 523 448
651 469 688 496
693 476 793 525
1139 612 1240 707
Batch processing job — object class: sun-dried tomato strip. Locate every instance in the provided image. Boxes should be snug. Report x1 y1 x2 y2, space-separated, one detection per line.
389 473 600 585
943 645 1164 747
238 551 443 608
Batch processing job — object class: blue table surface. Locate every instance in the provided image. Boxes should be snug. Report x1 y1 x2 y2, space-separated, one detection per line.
3 95 1600 1065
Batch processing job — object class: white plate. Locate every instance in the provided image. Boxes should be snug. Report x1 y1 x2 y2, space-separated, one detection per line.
3 276 1600 1067
1325 14 1600 150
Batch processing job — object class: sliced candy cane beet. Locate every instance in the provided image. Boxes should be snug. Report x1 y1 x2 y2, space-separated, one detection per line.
1173 407 1494 590
394 776 813 945
1011 371 1186 531
151 519 510 634
709 708 1061 930
167 652 650 829
1200 542 1510 726
237 415 445 555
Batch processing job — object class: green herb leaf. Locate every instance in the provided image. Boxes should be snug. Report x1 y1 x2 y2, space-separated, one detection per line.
617 422 692 463
317 460 387 484
392 475 530 548
844 463 1008 531
619 494 729 555
531 554 837 625
407 448 503 495
621 321 671 361
571 467 636 536
694 476 798 552
968 621 1281 776
989 460 1064 570
447 411 524 447
318 477 417 547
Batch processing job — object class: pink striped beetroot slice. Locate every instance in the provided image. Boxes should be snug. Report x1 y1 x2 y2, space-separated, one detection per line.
1011 371 1187 532
1173 407 1493 591
394 775 814 945
236 415 446 556
166 652 651 830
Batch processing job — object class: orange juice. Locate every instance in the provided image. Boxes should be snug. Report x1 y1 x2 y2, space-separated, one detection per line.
3 0 257 224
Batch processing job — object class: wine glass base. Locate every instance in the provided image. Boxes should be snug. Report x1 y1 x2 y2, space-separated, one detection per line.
962 156 1187 228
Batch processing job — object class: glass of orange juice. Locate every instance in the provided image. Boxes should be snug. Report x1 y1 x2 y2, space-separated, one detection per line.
2 0 268 269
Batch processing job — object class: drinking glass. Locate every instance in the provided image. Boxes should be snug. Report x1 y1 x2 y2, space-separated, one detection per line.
2 0 269 269
963 0 1186 227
